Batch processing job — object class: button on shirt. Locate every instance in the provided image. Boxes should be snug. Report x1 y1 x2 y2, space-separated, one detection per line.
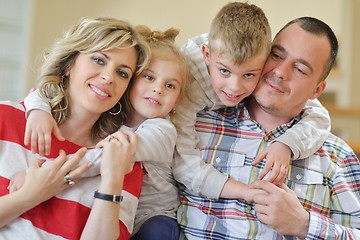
178 103 360 239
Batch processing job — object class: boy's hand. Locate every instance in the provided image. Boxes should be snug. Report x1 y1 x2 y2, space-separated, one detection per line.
252 142 292 186
24 110 65 156
7 171 26 193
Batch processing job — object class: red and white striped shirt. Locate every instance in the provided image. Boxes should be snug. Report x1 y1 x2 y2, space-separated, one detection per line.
0 101 143 240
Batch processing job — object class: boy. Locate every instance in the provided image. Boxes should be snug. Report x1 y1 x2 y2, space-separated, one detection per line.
172 2 330 201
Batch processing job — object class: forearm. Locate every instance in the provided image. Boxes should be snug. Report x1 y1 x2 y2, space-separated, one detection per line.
276 99 330 159
24 89 51 116
133 118 176 164
219 178 250 200
0 188 40 228
81 175 125 240
173 150 228 198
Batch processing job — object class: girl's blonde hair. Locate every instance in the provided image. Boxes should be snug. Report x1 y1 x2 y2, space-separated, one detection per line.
122 25 190 117
37 17 151 140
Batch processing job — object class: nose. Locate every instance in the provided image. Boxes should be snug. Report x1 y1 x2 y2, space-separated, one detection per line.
272 61 289 81
152 84 163 94
229 76 244 92
100 68 114 84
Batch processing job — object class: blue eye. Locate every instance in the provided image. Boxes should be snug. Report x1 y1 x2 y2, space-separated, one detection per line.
220 68 230 75
92 56 104 65
117 70 130 79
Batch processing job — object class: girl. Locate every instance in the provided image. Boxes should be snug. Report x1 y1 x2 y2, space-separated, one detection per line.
11 26 189 240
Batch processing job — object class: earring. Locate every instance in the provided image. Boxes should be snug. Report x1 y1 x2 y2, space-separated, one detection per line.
109 102 122 115
60 75 67 90
170 109 176 114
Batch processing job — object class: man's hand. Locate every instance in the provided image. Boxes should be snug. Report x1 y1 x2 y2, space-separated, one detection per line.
251 180 310 239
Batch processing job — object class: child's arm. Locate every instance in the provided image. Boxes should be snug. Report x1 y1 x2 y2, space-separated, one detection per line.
252 99 330 184
172 95 229 199
130 118 177 165
276 98 330 159
23 90 65 155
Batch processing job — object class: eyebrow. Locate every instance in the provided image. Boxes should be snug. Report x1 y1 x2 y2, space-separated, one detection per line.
272 44 314 73
144 68 182 84
216 61 262 73
100 52 135 74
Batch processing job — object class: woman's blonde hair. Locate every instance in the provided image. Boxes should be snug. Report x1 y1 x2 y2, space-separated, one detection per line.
122 25 190 117
37 17 151 140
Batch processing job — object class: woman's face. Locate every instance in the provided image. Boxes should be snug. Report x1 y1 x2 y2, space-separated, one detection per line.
66 45 138 117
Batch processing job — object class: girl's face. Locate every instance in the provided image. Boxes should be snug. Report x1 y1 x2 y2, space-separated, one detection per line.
128 56 183 126
66 46 137 118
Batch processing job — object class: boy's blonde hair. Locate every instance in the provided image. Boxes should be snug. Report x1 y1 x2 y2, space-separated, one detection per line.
38 17 151 140
122 25 190 116
209 2 271 64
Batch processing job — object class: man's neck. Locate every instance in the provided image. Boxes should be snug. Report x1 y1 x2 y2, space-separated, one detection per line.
247 97 292 133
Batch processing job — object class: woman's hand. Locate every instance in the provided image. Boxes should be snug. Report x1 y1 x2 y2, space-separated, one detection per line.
95 130 137 190
19 148 90 203
0 148 91 228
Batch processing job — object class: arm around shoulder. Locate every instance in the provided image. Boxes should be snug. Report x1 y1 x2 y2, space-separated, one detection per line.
275 98 330 159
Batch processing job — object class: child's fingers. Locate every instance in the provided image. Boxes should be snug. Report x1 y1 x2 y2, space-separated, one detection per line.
258 161 273 180
53 124 65 142
30 132 38 154
24 128 31 146
265 164 280 182
271 165 287 186
253 150 267 166
44 132 52 156
37 133 45 156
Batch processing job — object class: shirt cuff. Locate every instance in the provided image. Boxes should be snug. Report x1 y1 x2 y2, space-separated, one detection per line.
306 211 335 239
200 168 228 199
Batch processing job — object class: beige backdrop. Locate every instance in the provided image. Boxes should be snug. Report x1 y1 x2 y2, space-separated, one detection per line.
24 0 360 154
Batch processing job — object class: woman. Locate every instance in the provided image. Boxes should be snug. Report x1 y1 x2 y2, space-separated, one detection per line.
0 17 150 239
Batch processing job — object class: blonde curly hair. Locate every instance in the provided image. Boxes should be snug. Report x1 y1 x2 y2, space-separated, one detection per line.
37 17 151 141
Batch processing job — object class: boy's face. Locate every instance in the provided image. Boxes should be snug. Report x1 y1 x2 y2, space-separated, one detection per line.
202 44 268 107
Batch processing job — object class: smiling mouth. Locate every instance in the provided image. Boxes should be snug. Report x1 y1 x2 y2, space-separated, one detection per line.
266 80 284 93
224 91 241 99
90 84 109 97
145 97 160 105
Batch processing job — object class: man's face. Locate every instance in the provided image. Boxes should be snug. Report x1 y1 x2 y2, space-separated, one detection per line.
253 23 329 118
202 44 268 107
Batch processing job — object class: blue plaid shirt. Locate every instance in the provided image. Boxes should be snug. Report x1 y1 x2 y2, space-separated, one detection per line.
178 103 360 239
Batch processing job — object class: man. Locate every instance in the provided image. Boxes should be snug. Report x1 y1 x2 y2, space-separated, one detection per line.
178 17 360 239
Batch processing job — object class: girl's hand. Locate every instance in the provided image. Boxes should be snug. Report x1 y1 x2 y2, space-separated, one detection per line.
24 110 65 156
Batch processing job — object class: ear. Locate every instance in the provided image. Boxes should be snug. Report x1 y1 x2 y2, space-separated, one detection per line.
310 81 326 99
201 44 211 66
